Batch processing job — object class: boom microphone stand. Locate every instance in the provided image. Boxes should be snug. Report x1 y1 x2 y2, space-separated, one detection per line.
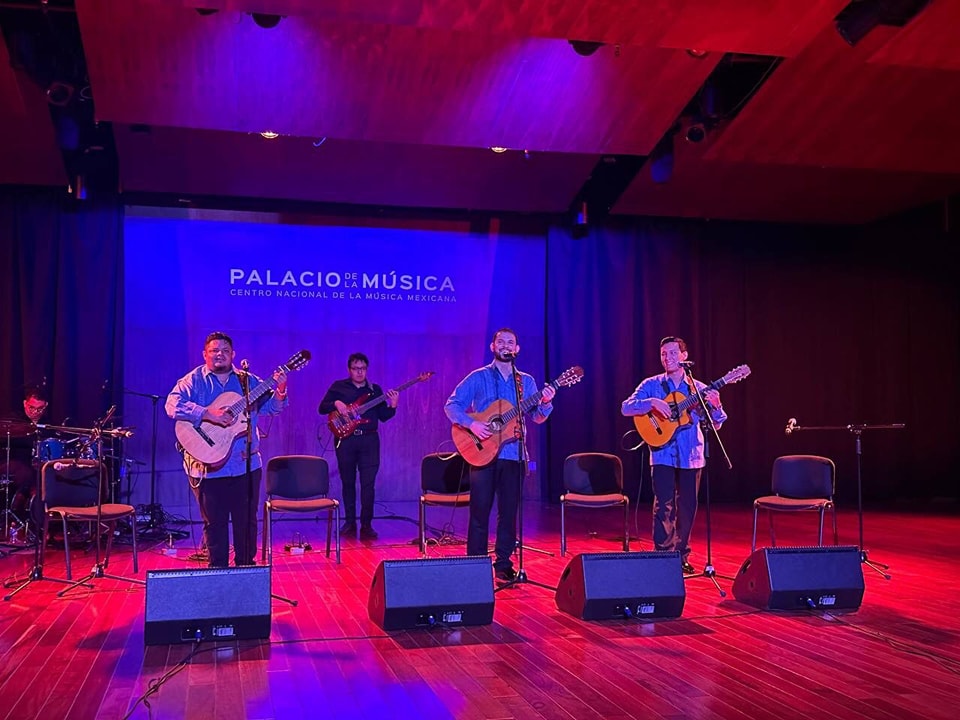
496 356 555 593
59 417 145 597
124 388 184 539
785 420 902 579
683 365 734 597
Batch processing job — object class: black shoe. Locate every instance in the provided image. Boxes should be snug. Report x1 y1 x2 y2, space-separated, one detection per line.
681 561 696 574
340 522 357 536
359 525 378 540
495 567 517 583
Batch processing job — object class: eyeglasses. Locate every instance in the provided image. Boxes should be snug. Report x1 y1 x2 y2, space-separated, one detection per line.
349 366 367 371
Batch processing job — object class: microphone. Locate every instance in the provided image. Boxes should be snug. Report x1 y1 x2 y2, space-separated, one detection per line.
785 418 797 435
501 351 517 360
678 361 695 368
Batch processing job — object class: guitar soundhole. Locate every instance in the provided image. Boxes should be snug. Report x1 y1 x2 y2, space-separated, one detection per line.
489 418 504 432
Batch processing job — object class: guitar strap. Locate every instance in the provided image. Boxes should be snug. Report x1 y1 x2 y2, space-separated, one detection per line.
513 370 524 440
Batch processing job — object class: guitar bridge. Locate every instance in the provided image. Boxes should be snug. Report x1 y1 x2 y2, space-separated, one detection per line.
194 425 215 447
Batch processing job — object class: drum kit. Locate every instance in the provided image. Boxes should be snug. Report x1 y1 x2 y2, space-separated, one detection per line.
1 416 134 547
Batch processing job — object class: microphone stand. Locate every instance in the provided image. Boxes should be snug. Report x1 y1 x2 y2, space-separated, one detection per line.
683 365 734 597
242 365 294 607
124 388 186 539
786 421 901 579
496 357 555 593
59 421 145 597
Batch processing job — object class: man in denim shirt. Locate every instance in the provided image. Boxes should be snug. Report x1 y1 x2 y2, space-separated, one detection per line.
444 328 556 583
621 336 726 574
166 332 289 567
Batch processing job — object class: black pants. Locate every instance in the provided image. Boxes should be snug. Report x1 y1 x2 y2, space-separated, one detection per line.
191 468 261 567
467 459 522 572
335 433 380 527
651 465 701 562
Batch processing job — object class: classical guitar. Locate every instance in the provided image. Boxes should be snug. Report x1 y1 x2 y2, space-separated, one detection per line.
327 371 434 439
175 349 311 467
632 364 750 448
452 366 584 467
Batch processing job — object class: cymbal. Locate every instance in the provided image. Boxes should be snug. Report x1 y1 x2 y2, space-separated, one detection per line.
0 419 36 437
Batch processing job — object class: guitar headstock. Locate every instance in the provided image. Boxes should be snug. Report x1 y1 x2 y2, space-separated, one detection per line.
416 371 435 382
723 364 751 384
556 366 585 388
282 349 312 373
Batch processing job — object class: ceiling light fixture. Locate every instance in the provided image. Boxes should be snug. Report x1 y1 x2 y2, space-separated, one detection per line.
260 131 279 139
568 40 604 57
250 13 284 29
490 146 508 153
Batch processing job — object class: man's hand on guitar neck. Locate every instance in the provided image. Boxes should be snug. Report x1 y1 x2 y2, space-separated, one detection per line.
203 405 238 427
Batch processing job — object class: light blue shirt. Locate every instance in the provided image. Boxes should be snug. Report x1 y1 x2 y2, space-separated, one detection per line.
165 365 288 478
621 373 727 469
444 362 552 462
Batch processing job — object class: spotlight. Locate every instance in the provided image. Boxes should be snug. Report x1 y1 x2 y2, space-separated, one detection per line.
250 13 284 29
685 122 706 143
490 146 508 153
568 40 604 57
46 81 74 107
260 131 279 139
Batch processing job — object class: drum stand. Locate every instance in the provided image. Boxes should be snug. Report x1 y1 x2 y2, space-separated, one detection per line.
4 440 88 601
2 430 26 545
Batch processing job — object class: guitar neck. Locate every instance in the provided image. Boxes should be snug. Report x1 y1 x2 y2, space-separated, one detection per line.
499 378 559 424
675 378 726 413
354 376 423 415
225 373 279 417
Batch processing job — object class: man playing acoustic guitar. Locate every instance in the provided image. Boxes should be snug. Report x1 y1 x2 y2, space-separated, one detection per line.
444 328 556 583
166 332 290 568
621 336 726 575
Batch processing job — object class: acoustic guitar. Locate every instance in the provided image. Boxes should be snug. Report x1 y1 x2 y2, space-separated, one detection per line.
175 349 311 467
452 366 584 467
327 371 434 439
632 364 750 448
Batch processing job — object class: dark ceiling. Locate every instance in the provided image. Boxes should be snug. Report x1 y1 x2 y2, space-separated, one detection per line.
2 0 960 224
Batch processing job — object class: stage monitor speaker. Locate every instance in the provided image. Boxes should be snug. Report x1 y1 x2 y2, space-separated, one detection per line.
555 551 685 620
144 566 272 645
368 556 494 631
732 546 864 611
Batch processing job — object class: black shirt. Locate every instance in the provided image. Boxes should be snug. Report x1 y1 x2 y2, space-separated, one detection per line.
317 379 397 432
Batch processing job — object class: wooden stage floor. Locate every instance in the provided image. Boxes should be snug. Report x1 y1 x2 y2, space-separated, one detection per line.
1 501 959 720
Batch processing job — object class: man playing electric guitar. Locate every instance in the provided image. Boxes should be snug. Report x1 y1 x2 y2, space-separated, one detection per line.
620 335 727 576
165 331 290 568
444 328 556 584
318 353 398 540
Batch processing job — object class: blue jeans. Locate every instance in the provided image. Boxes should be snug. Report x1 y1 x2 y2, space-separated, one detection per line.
467 459 522 571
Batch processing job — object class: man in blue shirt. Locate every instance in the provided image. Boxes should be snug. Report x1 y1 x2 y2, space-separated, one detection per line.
166 332 289 567
621 336 726 574
444 328 556 583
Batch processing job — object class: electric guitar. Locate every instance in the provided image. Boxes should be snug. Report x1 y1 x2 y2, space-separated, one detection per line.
175 349 311 467
632 364 750 448
452 366 584 467
326 371 434 439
